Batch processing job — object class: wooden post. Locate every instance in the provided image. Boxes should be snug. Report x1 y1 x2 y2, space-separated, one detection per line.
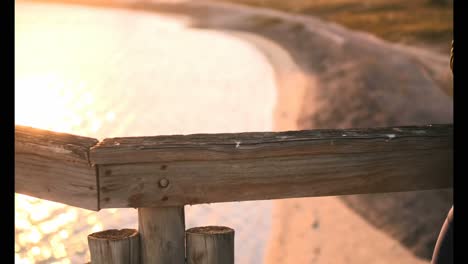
138 207 185 264
87 229 140 264
186 226 235 264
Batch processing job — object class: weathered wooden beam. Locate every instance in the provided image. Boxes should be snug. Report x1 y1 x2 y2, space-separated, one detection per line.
138 207 186 264
90 124 452 208
15 125 99 210
15 124 453 210
186 226 235 264
88 229 140 264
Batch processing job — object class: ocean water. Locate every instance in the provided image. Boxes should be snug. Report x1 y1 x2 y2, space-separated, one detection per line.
15 2 277 263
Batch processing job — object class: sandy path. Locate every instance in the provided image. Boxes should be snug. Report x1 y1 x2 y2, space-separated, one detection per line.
265 197 431 264
231 28 429 264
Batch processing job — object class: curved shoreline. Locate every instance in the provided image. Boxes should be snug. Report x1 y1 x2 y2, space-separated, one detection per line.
224 30 310 132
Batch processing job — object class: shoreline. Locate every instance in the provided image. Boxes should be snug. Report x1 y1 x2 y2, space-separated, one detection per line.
224 30 309 132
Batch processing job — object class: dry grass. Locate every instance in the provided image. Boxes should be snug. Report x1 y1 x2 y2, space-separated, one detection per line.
223 0 453 53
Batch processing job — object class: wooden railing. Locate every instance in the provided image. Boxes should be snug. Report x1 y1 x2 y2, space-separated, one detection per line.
15 124 453 263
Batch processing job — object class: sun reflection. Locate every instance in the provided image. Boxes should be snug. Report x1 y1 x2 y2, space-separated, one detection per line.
15 254 32 264
15 194 102 263
15 218 31 230
86 215 97 225
91 223 104 233
41 247 52 259
53 244 67 259
14 74 101 135
106 111 116 122
59 230 69 239
27 228 42 244
30 246 41 256
15 1 277 263
30 207 50 222
39 220 59 234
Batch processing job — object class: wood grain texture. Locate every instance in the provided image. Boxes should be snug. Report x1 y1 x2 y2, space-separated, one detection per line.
88 229 140 264
90 124 452 164
138 207 185 264
186 226 235 264
15 125 99 210
15 124 452 209
92 124 452 208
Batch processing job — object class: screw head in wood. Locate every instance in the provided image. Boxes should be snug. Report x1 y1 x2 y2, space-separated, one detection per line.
159 178 169 188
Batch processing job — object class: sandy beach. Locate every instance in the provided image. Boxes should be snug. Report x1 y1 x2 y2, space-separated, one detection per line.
15 1 452 263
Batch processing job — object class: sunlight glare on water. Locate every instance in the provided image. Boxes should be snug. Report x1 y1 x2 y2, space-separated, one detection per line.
15 2 277 263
